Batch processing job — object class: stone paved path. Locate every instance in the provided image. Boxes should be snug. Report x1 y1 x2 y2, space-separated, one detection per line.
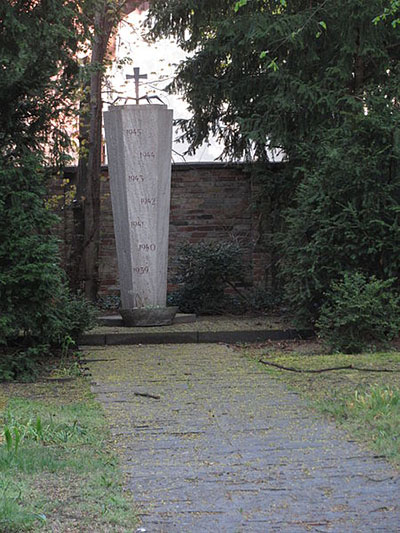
87 344 399 532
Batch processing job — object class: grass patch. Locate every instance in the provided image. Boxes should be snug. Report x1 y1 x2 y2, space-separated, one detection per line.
245 344 400 466
0 374 138 532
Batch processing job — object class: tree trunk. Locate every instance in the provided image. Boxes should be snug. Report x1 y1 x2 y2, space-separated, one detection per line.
69 81 89 293
77 4 115 301
74 0 140 301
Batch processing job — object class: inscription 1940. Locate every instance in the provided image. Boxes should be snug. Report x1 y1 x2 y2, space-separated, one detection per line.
139 243 156 252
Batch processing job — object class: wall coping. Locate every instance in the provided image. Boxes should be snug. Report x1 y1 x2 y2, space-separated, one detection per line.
63 161 284 175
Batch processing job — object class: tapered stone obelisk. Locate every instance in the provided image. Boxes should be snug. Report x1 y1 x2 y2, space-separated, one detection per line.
103 104 175 326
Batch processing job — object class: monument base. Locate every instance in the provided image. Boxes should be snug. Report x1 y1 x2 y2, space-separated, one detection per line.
120 307 178 327
97 313 196 327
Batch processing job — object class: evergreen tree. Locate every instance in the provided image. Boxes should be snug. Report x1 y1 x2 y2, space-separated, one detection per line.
148 0 400 325
0 0 92 348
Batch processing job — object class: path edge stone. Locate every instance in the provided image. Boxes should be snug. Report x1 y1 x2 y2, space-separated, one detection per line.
79 328 314 346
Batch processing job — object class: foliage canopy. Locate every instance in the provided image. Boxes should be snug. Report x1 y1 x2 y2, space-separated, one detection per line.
148 0 400 329
0 0 94 349
148 0 400 160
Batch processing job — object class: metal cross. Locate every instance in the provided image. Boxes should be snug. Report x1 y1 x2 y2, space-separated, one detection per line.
126 67 148 104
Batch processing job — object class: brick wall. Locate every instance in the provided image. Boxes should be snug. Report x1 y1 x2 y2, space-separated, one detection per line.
59 162 277 296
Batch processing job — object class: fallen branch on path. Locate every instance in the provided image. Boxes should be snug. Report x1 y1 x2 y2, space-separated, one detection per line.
133 392 161 400
258 359 398 373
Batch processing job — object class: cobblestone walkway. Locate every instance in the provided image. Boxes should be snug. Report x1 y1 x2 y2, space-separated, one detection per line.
87 344 399 532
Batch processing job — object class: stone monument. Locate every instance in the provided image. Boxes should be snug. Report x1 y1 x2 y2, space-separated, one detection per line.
103 75 176 326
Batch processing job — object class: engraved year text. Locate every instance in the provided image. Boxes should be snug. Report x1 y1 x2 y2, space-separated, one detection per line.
128 174 145 183
126 128 142 136
140 151 155 159
133 266 149 275
141 197 156 206
139 243 156 252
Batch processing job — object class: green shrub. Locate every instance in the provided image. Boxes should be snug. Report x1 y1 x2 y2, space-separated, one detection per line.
0 350 41 382
96 294 121 311
62 293 97 343
172 241 244 314
0 156 96 351
245 287 283 313
316 273 400 353
279 110 400 327
0 1 92 370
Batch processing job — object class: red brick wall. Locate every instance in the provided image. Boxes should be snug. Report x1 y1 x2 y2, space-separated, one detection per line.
59 163 272 296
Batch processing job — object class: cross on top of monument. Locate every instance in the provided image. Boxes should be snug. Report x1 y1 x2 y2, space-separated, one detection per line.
126 67 148 105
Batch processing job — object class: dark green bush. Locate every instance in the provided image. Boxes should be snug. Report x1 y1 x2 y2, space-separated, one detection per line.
280 109 400 326
172 241 244 314
0 1 94 370
0 155 96 349
96 294 121 311
0 349 42 382
316 272 400 353
61 293 98 344
245 287 283 313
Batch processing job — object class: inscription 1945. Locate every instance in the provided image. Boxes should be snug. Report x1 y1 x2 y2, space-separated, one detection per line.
126 128 142 136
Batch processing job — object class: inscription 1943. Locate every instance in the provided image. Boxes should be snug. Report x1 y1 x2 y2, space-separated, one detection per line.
128 174 144 182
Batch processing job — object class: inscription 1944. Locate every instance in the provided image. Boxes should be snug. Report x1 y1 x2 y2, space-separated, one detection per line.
140 151 155 159
128 174 144 182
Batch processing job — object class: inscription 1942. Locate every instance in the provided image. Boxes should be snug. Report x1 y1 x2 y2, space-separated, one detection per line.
141 197 156 206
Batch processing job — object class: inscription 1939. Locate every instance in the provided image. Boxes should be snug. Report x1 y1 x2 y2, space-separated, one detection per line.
133 266 149 274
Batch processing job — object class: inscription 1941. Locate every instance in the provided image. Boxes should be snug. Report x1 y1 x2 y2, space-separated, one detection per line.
131 218 145 228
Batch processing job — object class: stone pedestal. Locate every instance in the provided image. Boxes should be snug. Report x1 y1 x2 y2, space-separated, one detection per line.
104 104 174 325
